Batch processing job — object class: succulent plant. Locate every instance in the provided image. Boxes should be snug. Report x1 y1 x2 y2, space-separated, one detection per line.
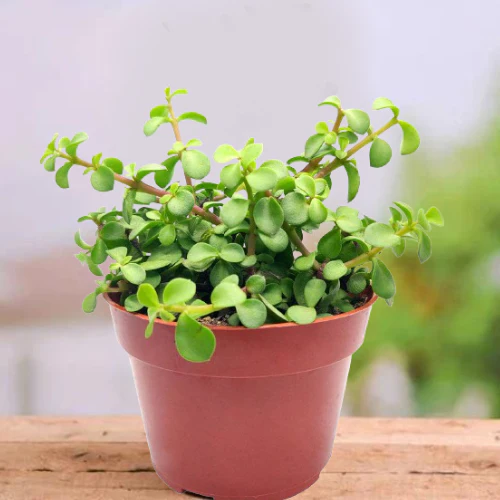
40 87 443 362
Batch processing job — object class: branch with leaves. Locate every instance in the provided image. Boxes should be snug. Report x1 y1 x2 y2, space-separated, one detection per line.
40 87 443 363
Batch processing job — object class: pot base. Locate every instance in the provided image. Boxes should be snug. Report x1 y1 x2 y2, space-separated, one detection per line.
157 469 320 500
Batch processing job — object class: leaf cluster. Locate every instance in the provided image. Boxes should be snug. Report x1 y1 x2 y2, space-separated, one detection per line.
41 88 443 362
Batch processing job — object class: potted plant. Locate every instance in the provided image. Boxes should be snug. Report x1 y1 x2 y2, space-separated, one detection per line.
40 88 443 500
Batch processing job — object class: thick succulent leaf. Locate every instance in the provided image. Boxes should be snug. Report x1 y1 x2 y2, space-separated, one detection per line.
175 313 216 362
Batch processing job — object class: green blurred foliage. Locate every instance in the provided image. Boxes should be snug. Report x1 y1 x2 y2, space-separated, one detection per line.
349 120 500 416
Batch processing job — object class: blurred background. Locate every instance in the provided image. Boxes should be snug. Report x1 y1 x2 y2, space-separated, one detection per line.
1 0 499 417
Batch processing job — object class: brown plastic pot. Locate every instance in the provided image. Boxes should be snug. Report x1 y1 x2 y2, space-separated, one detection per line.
106 291 377 500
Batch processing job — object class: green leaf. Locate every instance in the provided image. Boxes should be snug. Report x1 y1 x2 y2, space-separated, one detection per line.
369 138 392 168
175 313 216 363
211 282 246 308
281 192 309 225
304 278 327 308
392 238 406 258
371 258 396 299
253 197 284 236
170 88 188 98
135 163 167 181
124 294 143 312
245 275 266 294
44 156 56 172
261 283 282 306
258 293 288 322
209 260 233 287
308 198 328 224
344 109 370 134
144 117 167 136
343 163 360 203
241 143 263 168
323 260 348 281
261 160 288 180
425 206 444 227
246 167 278 192
101 221 126 241
399 120 420 155
220 243 245 263
417 208 431 231
91 238 108 264
394 201 414 224
214 145 240 163
74 230 92 250
364 223 401 248
221 198 249 227
304 134 324 158
417 229 432 263
168 189 195 217
286 305 317 325
141 244 182 270
55 162 73 189
181 150 211 180
318 227 342 259
187 242 218 263
107 246 128 263
294 252 316 271
163 278 196 305
372 97 399 117
122 263 146 285
389 207 402 223
177 111 207 124
335 210 364 233
236 299 267 328
156 156 178 188
315 121 329 134
159 224 176 246
296 175 316 198
318 95 341 108
82 292 97 313
66 132 89 156
220 163 243 189
150 105 169 118
137 283 160 308
145 309 157 338
347 273 367 294
91 166 115 192
258 228 289 252
103 158 123 174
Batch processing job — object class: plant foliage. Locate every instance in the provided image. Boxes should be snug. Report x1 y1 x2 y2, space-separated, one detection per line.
41 88 443 362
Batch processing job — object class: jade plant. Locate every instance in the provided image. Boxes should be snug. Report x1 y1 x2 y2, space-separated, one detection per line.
40 88 443 362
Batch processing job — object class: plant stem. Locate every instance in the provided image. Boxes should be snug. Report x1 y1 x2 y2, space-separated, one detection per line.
166 99 192 186
243 177 256 256
166 304 216 315
315 117 398 179
58 151 221 225
344 223 416 269
283 222 321 271
301 108 345 174
332 108 344 133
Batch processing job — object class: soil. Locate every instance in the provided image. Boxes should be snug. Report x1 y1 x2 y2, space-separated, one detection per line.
199 292 371 327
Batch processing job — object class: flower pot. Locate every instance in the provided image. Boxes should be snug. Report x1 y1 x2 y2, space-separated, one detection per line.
106 291 377 500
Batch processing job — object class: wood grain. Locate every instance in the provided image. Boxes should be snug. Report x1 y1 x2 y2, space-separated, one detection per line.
0 417 499 499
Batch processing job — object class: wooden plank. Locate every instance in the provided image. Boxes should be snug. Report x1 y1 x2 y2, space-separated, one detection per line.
0 417 499 499
1 416 499 446
0 471 499 500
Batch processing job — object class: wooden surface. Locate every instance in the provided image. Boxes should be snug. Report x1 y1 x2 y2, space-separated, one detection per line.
0 417 499 499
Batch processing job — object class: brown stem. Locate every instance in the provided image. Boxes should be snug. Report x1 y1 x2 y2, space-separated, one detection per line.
301 108 344 174
283 222 321 271
166 100 192 186
344 223 415 269
58 151 221 225
243 177 256 256
315 117 398 179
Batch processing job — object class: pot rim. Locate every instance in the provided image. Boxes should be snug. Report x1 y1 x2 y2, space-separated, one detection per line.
104 289 377 332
